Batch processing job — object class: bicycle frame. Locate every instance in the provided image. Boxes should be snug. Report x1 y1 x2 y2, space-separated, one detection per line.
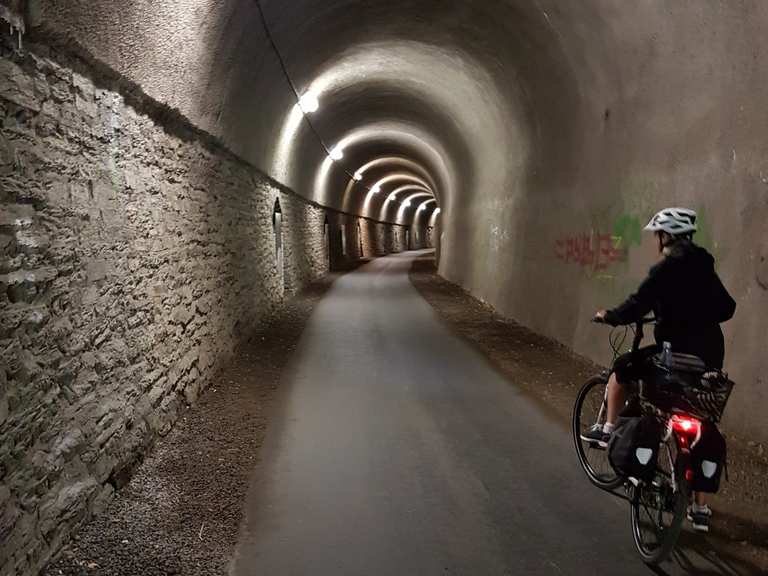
595 317 655 434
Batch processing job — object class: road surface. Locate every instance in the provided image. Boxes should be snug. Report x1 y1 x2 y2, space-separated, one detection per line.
231 251 736 575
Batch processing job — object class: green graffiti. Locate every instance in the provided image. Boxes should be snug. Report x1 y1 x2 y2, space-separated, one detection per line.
613 214 643 249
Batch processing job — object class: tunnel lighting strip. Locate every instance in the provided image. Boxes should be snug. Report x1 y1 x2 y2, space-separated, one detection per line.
254 0 414 199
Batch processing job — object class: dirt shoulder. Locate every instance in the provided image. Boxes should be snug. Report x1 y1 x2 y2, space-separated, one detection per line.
409 256 768 574
43 274 338 576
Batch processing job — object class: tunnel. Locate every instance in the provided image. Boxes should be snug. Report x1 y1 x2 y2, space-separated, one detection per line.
2 1 768 574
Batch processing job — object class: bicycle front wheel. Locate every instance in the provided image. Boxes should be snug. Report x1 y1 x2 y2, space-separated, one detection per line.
629 442 688 565
572 375 622 490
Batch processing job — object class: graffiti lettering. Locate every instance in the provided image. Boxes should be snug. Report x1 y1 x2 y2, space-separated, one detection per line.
554 232 626 271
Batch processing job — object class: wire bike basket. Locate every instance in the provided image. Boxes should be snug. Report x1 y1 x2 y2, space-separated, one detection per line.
644 354 734 422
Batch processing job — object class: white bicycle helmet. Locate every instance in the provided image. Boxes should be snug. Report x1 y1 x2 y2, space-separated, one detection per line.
644 207 697 235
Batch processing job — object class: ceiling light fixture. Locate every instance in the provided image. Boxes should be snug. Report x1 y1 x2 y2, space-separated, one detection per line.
298 92 319 114
329 145 344 161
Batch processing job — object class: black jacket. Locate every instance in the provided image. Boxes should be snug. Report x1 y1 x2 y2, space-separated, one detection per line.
605 241 736 368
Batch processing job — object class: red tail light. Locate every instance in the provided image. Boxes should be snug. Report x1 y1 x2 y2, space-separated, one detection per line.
671 415 701 435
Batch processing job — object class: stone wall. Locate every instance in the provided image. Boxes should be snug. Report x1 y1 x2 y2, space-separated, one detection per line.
326 213 417 269
359 219 412 258
0 39 344 576
412 225 431 251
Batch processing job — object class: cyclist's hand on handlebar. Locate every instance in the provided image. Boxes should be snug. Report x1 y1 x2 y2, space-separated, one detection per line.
592 310 608 324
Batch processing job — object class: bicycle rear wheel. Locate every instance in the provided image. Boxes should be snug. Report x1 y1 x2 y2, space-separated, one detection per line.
573 375 622 490
630 441 688 565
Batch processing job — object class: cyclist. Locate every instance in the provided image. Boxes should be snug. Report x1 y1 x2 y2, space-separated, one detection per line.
582 207 736 532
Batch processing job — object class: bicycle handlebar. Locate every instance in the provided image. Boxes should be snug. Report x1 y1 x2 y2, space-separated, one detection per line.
593 316 656 354
591 315 656 326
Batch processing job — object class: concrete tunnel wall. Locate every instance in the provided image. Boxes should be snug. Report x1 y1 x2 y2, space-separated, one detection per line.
2 0 768 574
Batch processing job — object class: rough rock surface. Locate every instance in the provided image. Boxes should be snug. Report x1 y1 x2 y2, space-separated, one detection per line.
0 35 422 576
41 275 335 576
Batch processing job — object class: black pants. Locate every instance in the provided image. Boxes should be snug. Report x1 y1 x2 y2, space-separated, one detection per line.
613 346 661 385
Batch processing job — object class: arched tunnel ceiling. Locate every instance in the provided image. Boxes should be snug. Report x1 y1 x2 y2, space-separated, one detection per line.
33 0 585 225
25 0 768 434
262 0 573 223
260 0 587 223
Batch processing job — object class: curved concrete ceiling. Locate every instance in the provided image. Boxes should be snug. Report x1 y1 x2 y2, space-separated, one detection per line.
33 0 579 228
255 0 581 228
341 171 433 216
27 0 768 436
35 1 765 286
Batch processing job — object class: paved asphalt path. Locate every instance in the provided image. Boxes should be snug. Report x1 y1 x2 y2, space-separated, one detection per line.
231 252 733 575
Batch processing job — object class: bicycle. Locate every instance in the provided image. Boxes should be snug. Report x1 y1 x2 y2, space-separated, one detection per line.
572 317 732 565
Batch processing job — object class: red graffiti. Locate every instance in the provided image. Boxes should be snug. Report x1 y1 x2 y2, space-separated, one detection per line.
555 232 626 271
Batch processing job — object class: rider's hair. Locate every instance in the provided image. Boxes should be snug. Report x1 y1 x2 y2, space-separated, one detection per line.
661 232 693 255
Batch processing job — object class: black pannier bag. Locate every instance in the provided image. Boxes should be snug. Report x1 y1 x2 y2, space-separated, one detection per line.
608 415 662 482
690 423 727 493
646 352 706 400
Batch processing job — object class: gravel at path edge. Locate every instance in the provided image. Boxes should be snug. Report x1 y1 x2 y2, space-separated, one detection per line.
409 255 768 574
43 277 335 576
